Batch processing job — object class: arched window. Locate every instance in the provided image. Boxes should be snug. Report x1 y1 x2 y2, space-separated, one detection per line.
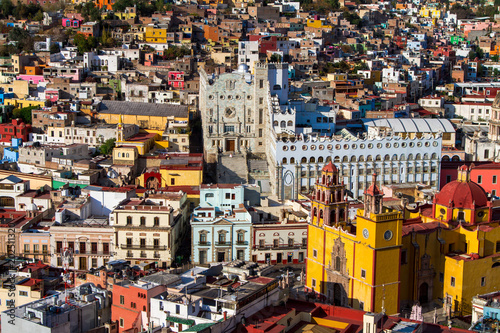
322 175 326 183
318 156 324 163
384 154 390 161
350 156 357 162
290 157 295 164
280 121 286 128
301 157 307 163
375 155 381 161
452 155 460 161
126 216 132 225
319 209 323 219
310 157 315 163
334 156 340 162
140 216 146 226
313 207 317 219
335 256 341 272
287 121 293 126
321 191 325 202
367 155 373 161
282 158 287 164
273 121 278 126
442 155 450 162
416 153 421 160
154 217 159 226
330 210 336 224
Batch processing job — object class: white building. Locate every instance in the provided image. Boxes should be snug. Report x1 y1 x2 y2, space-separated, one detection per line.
83 52 120 72
238 41 259 73
274 133 442 200
445 102 492 121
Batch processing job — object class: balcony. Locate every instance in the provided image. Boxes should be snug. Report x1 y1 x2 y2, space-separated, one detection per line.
235 241 248 245
197 241 211 246
215 241 232 246
120 244 167 250
254 244 307 250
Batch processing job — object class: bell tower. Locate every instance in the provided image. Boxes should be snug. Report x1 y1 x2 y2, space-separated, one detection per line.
311 161 349 227
364 173 384 218
117 114 124 142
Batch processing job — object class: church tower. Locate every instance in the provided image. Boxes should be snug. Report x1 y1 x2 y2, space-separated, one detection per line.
363 173 383 217
117 114 124 142
310 162 349 228
306 162 350 299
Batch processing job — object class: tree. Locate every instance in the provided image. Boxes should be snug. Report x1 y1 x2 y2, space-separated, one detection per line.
33 9 43 21
12 106 36 124
269 53 282 62
50 42 60 54
99 138 116 155
73 33 98 54
1 0 14 17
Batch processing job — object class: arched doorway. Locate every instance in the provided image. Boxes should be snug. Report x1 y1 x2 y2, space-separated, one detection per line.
334 283 342 306
419 282 429 304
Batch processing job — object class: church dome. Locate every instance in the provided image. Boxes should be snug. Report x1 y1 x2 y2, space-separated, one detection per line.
322 161 337 173
435 179 488 209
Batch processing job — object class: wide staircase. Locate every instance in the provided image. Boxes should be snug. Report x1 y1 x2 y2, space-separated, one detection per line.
217 153 248 184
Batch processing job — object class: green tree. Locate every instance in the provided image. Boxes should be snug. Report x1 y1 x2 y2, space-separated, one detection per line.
1 0 14 17
269 53 282 62
73 33 98 54
50 42 60 54
99 138 116 155
33 9 43 21
12 106 36 124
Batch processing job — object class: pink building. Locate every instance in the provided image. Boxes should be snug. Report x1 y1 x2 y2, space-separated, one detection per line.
62 18 82 28
168 71 185 89
16 75 45 84
463 21 500 37
45 89 59 102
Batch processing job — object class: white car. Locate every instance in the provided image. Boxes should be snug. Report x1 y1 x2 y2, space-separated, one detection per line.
281 271 295 278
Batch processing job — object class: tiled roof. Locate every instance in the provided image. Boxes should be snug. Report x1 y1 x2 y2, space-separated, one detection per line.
98 100 188 118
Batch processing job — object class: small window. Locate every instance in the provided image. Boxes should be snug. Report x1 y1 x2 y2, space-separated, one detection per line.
451 276 455 287
312 278 316 288
481 277 486 287
120 318 124 327
313 249 318 258
493 175 497 184
439 272 444 283
361 269 366 279
19 291 28 296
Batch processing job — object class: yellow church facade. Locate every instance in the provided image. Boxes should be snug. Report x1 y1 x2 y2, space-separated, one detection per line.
306 164 500 317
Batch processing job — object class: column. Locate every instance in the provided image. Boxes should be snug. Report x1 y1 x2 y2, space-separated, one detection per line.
347 163 352 195
354 162 360 199
306 163 311 193
276 164 281 199
397 161 402 183
295 163 301 200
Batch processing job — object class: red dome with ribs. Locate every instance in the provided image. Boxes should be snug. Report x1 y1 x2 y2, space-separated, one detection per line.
435 180 488 209
322 161 337 173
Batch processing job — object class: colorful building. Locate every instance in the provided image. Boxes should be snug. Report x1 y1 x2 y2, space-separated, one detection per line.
0 119 31 143
306 163 500 316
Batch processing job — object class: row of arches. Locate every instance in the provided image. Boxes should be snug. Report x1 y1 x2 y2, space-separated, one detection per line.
312 207 346 226
273 120 294 127
315 189 343 204
282 153 439 165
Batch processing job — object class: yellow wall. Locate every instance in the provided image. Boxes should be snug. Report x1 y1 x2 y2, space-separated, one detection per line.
4 98 45 109
96 113 188 131
144 27 168 43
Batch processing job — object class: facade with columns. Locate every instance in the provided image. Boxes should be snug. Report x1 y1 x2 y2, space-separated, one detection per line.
274 133 443 199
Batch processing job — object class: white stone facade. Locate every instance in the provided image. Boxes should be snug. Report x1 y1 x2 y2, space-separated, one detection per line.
274 134 443 199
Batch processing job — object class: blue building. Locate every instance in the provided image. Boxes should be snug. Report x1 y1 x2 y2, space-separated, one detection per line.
3 138 21 162
191 184 252 264
0 89 14 104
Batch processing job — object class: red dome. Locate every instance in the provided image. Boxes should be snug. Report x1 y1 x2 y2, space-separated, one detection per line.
435 180 488 209
322 161 337 173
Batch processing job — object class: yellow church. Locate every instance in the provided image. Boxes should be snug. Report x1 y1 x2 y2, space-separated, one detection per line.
306 163 500 317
